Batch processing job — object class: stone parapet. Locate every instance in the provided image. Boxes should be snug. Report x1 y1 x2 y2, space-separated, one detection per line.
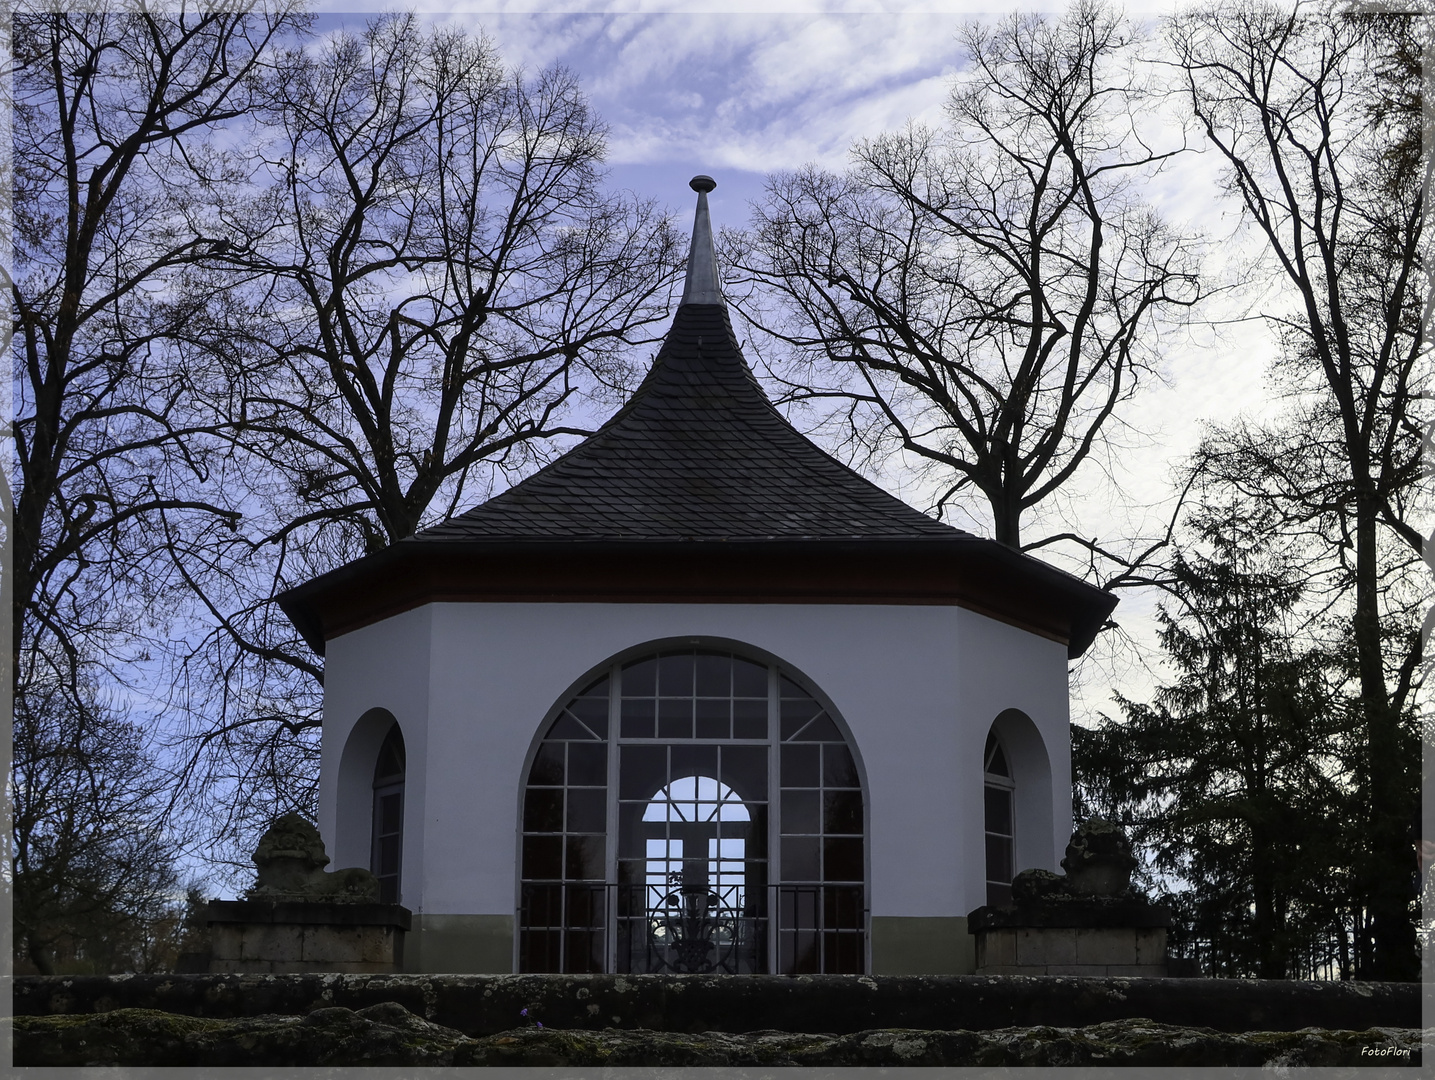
14 973 1421 1036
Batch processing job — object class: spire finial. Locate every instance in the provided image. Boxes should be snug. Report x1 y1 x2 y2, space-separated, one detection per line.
680 174 724 306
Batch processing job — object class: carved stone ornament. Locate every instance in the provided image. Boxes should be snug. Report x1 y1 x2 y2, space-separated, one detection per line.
1059 817 1139 897
245 813 380 903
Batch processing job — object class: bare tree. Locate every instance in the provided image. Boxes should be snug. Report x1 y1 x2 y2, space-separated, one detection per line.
10 6 305 704
163 13 681 861
9 5 308 927
729 0 1200 564
1166 0 1426 979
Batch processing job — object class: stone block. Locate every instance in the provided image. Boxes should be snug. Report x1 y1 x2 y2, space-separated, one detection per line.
1107 964 1167 978
1134 928 1168 966
208 926 244 963
993 929 1015 963
980 930 1017 968
1016 927 1075 966
240 925 304 963
361 928 399 964
1075 928 1139 966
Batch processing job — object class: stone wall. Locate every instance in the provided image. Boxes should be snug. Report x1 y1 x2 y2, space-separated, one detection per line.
15 973 1419 1037
12 1006 1424 1067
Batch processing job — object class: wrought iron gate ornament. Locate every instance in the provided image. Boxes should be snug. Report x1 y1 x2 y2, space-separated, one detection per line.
649 871 749 974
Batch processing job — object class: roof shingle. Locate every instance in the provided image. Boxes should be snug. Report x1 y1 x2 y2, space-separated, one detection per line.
414 302 968 544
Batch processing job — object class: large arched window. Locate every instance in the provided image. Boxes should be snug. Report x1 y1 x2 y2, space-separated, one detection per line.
371 724 406 904
983 730 1014 907
518 647 866 974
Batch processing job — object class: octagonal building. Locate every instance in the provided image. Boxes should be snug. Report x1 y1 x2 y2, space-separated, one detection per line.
278 176 1116 976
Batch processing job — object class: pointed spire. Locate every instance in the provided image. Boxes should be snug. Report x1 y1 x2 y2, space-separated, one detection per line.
679 174 724 307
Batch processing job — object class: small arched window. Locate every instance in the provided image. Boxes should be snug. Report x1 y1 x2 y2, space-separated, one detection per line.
371 724 406 904
983 731 1014 907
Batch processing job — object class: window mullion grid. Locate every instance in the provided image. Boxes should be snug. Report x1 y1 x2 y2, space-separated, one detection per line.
605 663 622 973
767 662 781 973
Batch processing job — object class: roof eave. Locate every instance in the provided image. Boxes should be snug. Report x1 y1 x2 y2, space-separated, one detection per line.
278 534 1115 660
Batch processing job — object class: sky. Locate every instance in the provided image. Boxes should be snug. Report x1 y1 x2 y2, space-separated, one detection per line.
309 0 1291 721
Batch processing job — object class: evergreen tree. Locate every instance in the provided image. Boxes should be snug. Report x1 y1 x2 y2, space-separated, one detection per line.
1074 503 1360 978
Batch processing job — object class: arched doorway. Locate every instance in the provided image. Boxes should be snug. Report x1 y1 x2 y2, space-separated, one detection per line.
517 646 867 974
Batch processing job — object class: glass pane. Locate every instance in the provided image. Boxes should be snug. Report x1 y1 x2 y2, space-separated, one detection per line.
523 788 563 832
824 931 862 974
657 698 693 739
695 653 731 696
379 792 402 833
782 836 821 880
568 697 609 737
565 929 603 974
523 835 563 880
374 727 405 781
985 737 1010 777
720 745 768 800
565 885 606 929
529 743 564 786
670 744 717 784
781 885 819 928
566 788 606 832
522 882 562 926
520 929 561 973
780 698 822 739
823 790 862 835
782 930 819 974
378 835 400 876
795 714 841 742
823 744 859 788
987 881 1013 908
733 699 768 739
621 698 655 739
989 832 1014 883
568 742 607 786
622 657 657 696
620 745 668 799
779 675 809 699
549 713 595 740
781 789 820 834
565 835 606 880
695 698 730 739
657 653 694 696
618 803 647 858
986 835 1013 884
578 674 610 699
824 885 865 929
781 744 820 787
733 658 768 697
984 785 1012 835
824 837 863 882
731 803 768 854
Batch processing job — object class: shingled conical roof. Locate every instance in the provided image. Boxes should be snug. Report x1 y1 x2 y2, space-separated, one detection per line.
278 176 1117 660
416 178 961 544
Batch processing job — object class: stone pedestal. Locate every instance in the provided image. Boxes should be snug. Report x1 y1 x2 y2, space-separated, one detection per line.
207 899 412 974
970 817 1175 977
969 900 1171 976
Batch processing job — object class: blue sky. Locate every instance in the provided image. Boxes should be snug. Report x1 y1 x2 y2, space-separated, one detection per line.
306 2 1286 717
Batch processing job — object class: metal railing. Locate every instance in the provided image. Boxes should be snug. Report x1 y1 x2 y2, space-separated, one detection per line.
519 881 866 975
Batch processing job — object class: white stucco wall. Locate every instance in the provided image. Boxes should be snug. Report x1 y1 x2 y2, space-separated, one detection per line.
318 602 1071 923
